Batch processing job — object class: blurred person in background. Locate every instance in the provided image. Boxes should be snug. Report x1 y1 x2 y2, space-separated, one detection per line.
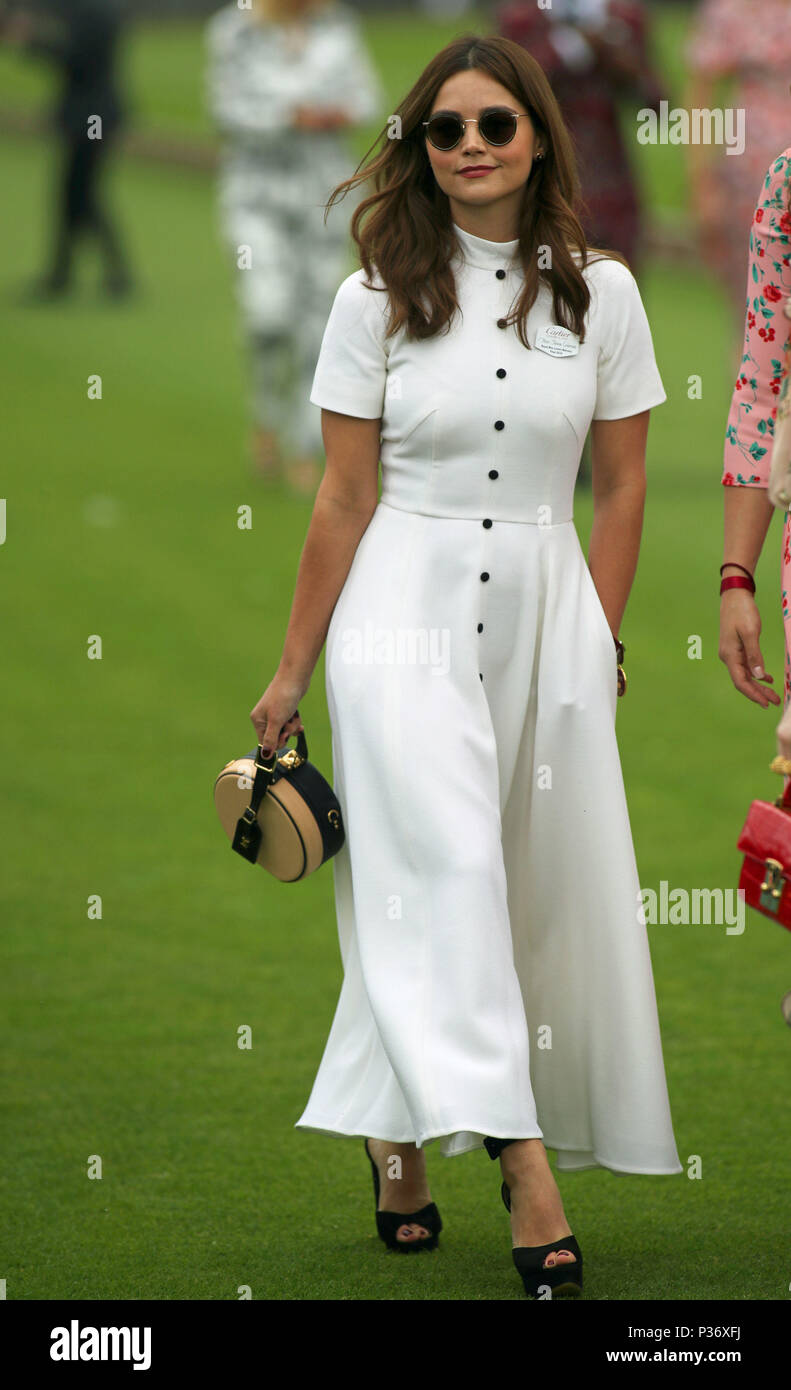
495 0 663 483
205 0 384 496
0 0 134 300
496 0 663 273
684 0 791 359
719 150 791 726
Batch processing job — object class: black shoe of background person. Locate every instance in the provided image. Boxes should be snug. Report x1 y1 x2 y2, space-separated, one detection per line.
13 274 72 304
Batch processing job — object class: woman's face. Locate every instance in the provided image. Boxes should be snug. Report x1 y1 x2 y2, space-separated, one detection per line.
424 70 542 213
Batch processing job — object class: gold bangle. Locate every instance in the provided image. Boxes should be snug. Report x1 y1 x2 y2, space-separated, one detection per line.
770 755 791 776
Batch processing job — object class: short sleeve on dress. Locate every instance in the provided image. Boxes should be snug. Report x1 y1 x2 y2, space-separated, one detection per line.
309 270 389 419
591 258 667 420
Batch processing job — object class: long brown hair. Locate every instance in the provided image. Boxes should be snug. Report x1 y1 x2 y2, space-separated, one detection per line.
322 32 627 349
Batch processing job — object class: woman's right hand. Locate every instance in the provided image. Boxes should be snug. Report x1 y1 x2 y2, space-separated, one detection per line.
249 671 310 756
719 592 782 707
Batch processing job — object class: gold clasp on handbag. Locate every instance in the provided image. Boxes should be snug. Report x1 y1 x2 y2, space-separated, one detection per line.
278 748 304 771
759 858 785 914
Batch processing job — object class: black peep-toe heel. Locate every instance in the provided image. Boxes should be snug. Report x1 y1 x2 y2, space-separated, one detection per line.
501 1179 583 1298
483 1136 582 1299
364 1139 442 1253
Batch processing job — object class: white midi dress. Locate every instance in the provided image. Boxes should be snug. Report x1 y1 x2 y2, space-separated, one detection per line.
295 222 682 1174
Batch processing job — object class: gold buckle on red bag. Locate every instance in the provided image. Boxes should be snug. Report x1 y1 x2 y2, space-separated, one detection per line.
760 858 784 914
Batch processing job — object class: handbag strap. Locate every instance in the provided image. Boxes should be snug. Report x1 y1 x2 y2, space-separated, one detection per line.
243 730 310 821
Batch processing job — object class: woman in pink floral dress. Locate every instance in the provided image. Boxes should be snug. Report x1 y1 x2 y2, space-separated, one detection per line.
685 1 791 339
720 150 791 729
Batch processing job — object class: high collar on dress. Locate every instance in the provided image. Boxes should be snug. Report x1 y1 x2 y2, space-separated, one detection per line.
451 221 520 270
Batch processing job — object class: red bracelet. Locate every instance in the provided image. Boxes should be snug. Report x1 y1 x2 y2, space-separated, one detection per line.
720 562 754 579
720 574 756 595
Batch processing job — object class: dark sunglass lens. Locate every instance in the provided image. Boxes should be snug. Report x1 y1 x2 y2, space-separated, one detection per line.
480 112 518 145
427 116 462 149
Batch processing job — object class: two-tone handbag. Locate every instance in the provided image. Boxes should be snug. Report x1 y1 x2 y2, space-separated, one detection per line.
737 756 791 930
214 730 345 882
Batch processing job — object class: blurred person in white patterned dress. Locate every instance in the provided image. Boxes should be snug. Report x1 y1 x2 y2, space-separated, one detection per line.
205 0 384 495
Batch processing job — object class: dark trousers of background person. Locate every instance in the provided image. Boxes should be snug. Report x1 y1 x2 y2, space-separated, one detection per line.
46 129 131 291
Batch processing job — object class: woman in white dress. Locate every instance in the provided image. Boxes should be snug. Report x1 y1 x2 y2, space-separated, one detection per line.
249 32 682 1300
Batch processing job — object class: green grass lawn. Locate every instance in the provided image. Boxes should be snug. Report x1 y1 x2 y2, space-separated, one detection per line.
1 6 790 1302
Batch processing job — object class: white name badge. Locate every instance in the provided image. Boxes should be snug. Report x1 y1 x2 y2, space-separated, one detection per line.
534 325 579 357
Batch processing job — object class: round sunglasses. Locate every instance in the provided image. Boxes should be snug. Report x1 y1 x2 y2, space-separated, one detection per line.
422 108 531 152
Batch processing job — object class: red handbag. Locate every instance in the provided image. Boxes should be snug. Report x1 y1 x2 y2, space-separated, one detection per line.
737 757 791 930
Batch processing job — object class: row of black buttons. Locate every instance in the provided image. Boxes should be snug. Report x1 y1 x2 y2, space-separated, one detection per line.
480 281 509 678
